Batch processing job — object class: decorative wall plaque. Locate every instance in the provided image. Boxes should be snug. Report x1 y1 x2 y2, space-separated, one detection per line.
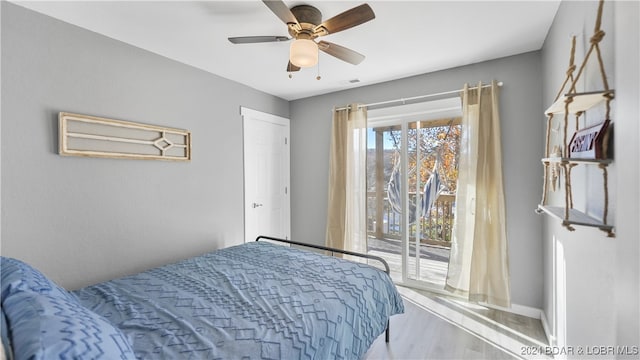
59 112 191 161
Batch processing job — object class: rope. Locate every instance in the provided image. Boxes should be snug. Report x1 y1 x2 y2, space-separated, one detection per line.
594 0 604 34
569 35 576 65
553 36 577 102
599 163 609 225
594 41 610 91
541 161 549 206
544 114 553 158
568 0 609 95
540 36 577 208
590 30 606 45
563 162 571 219
568 163 577 209
562 162 578 231
575 112 582 132
604 93 614 119
562 96 573 156
540 114 554 206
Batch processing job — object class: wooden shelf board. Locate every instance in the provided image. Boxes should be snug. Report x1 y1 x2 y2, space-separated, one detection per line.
537 205 613 230
545 90 614 115
541 157 612 165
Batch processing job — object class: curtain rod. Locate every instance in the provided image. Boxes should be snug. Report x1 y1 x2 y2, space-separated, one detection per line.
335 81 504 111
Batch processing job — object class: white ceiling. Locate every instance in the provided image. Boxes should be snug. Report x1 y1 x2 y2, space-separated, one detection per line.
14 1 561 101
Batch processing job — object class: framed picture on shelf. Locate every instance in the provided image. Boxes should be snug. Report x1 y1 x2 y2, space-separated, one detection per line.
568 119 611 159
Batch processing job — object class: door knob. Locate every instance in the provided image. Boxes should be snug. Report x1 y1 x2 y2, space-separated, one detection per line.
252 203 263 208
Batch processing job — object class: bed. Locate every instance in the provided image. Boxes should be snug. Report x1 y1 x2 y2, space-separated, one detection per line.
1 236 404 359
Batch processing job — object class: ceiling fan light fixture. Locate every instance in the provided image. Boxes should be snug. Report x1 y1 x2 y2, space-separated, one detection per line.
290 39 318 68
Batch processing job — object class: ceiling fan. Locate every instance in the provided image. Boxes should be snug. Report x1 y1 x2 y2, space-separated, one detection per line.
228 0 375 73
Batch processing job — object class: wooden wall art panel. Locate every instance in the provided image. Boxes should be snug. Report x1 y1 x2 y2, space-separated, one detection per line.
59 112 191 161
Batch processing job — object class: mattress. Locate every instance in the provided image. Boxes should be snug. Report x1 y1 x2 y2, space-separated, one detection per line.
73 241 404 359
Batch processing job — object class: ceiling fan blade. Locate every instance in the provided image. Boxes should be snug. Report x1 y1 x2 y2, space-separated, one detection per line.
314 4 375 36
228 36 290 44
318 41 365 65
263 0 299 26
287 61 301 72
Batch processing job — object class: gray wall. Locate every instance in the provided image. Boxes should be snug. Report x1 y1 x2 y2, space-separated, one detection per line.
0 2 289 289
541 0 639 350
613 0 640 351
290 52 544 309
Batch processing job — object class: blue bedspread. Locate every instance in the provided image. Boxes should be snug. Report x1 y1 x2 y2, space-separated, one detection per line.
73 241 404 359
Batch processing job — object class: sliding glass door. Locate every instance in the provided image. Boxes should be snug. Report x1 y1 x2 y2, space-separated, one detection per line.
366 98 461 290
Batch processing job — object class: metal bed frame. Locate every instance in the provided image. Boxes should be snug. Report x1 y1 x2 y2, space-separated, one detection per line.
255 235 392 343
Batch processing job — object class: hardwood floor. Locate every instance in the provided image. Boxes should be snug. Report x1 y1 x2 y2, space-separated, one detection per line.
364 287 550 359
368 249 449 286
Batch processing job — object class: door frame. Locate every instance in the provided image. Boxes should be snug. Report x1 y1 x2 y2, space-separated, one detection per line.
241 107 291 243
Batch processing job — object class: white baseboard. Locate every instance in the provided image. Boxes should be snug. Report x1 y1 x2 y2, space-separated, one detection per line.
540 311 556 347
481 301 543 320
398 285 544 319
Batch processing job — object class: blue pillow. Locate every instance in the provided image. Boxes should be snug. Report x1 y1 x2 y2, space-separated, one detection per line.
1 307 13 360
0 257 77 304
0 257 136 359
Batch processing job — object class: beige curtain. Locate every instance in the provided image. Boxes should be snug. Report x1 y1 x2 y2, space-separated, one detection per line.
326 104 368 256
446 81 511 307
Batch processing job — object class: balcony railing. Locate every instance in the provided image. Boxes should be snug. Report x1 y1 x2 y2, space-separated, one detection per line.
367 191 455 248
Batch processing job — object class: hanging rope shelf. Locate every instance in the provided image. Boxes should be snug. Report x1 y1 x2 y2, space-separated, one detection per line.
536 0 615 238
545 90 614 115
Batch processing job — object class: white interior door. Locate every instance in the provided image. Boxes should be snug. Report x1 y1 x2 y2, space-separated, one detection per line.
242 107 290 243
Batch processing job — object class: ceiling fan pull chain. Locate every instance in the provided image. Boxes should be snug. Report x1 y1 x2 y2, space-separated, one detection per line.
316 54 321 80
